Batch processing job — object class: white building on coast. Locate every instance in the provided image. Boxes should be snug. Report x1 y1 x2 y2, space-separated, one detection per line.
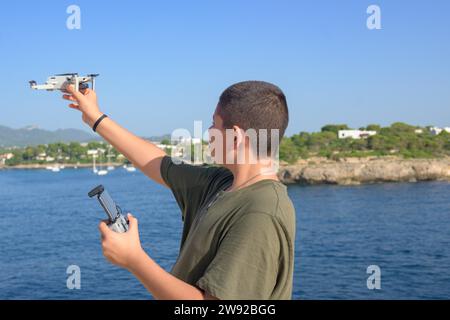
0 153 14 165
338 130 377 139
429 127 450 135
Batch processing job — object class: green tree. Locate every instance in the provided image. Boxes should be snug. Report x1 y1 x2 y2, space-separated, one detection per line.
279 138 300 164
320 124 349 134
160 138 171 145
366 124 381 131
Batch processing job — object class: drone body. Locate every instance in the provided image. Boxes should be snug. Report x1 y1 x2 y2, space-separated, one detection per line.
29 73 99 91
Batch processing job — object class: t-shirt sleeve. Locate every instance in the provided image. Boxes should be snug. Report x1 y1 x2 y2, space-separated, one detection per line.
196 213 282 300
160 156 230 221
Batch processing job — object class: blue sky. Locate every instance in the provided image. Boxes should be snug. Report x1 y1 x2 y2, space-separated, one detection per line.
0 0 449 136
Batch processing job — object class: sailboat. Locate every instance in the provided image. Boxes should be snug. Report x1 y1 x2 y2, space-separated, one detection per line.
123 163 136 172
96 152 108 176
92 154 98 174
97 168 108 176
107 147 115 171
50 149 63 172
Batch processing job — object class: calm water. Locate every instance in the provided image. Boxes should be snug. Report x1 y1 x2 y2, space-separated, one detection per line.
0 168 449 299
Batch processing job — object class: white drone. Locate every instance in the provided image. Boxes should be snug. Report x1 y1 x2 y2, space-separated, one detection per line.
29 73 99 91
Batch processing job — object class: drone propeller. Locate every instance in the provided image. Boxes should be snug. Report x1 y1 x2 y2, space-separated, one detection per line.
55 73 79 76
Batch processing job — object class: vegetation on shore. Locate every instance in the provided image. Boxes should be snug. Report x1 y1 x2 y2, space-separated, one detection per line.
0 141 122 166
279 122 450 163
1 122 450 167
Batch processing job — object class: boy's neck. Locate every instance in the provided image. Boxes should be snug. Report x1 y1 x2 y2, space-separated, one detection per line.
225 162 279 192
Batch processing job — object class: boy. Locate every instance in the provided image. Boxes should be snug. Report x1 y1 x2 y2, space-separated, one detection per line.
63 80 296 299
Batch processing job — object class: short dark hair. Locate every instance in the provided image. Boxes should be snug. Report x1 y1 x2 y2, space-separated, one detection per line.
217 80 289 153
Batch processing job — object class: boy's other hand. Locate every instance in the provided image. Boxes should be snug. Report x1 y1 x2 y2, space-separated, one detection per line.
98 213 145 270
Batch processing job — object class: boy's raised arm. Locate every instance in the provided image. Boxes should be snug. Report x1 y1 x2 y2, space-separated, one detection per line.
62 85 167 186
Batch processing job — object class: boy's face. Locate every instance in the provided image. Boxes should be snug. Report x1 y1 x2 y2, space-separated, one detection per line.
208 105 277 169
208 105 237 166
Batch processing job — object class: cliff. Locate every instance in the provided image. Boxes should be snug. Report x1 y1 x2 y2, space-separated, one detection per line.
278 156 450 185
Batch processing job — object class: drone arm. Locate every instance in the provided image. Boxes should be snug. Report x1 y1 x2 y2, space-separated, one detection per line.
74 77 79 92
30 83 56 90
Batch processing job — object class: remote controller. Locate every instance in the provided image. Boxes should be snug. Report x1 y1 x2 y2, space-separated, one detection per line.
88 185 129 233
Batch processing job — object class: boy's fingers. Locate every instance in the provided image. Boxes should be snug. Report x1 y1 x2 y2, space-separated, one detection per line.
66 85 85 101
79 88 88 95
68 104 80 110
62 94 76 101
127 213 138 231
98 221 111 238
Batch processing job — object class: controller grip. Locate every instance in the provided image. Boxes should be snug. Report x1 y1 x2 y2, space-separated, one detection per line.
108 215 129 233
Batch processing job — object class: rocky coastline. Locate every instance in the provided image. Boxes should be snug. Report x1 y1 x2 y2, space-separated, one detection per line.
278 156 450 185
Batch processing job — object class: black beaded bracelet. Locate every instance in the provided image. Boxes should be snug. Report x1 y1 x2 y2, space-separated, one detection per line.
92 114 108 132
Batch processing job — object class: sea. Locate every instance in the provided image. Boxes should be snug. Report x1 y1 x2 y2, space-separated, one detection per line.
0 168 449 299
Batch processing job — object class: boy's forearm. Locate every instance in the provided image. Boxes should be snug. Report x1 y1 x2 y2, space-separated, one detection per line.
94 115 167 186
62 87 168 186
128 249 207 300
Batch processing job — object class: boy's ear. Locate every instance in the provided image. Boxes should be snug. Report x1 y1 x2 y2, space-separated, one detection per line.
233 125 242 145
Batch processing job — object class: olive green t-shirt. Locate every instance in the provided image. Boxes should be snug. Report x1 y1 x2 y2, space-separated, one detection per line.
160 156 296 300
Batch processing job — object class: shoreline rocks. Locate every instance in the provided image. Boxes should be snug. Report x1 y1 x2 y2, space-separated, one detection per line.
278 156 450 185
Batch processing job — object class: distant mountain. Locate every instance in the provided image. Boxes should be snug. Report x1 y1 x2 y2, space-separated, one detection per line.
144 134 171 142
0 125 99 147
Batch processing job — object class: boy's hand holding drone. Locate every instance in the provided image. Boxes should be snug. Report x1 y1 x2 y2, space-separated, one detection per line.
62 85 103 129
